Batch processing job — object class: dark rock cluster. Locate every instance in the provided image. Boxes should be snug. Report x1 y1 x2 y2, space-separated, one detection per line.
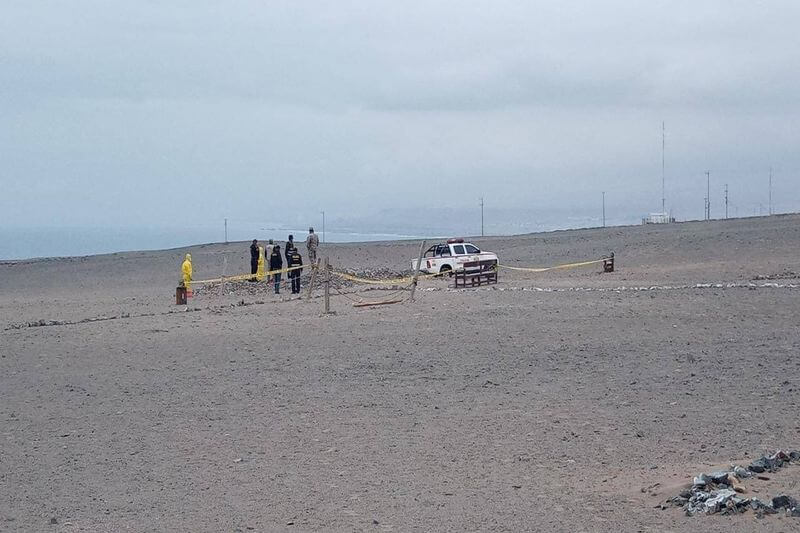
670 450 800 518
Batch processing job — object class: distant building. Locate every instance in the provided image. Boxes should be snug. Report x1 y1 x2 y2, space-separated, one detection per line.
642 213 675 225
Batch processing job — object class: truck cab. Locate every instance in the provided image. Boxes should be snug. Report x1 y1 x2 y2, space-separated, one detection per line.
411 238 499 274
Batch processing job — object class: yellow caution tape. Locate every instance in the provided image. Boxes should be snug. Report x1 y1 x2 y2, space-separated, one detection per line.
189 256 610 286
334 257 608 285
190 265 306 285
332 272 416 285
497 258 609 273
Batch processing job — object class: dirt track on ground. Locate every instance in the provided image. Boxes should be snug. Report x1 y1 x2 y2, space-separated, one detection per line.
2 215 800 531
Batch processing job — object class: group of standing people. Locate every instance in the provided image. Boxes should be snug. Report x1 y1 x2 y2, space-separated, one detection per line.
250 227 320 294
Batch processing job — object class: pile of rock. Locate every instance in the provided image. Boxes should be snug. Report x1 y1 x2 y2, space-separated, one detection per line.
337 267 416 281
194 267 417 297
753 270 799 280
669 450 800 518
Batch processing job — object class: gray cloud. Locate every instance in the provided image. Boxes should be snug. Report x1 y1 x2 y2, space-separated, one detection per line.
1 0 798 232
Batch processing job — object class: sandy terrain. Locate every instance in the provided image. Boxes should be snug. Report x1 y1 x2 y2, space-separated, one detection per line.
2 215 800 532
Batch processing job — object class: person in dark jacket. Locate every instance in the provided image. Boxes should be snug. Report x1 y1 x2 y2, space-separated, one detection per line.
269 244 283 294
288 248 303 294
249 239 259 281
285 235 295 262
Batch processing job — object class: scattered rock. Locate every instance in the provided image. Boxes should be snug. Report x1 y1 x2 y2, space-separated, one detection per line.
709 471 729 484
772 495 798 509
728 475 746 493
704 489 737 513
49 517 58 525
753 271 799 281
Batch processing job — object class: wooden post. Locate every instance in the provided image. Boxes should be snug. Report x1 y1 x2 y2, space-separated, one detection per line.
603 252 615 273
409 240 426 302
323 257 331 314
305 262 318 300
221 255 228 294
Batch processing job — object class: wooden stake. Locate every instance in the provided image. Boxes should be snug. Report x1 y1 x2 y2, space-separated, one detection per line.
306 262 318 301
409 240 426 302
221 255 228 294
323 257 331 314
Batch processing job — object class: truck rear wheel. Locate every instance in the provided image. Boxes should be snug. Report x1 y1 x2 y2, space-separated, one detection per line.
439 265 452 277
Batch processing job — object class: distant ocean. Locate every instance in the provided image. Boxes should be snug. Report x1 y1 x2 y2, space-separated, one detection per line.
0 213 642 260
0 226 428 261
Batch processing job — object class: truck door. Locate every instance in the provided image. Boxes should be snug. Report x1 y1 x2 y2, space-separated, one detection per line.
451 244 466 267
464 244 481 262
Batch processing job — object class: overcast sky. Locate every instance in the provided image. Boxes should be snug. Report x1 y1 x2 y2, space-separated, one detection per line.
2 0 798 230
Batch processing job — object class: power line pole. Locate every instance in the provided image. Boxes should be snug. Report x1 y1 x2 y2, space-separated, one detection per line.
705 171 711 220
724 184 728 219
769 166 773 215
602 191 606 227
662 121 666 214
224 218 228 244
480 197 484 237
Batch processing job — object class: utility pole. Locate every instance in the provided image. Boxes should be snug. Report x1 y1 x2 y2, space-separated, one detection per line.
224 218 228 244
480 197 484 237
705 171 711 220
724 184 729 219
662 121 666 215
602 191 606 227
321 211 326 243
769 167 773 215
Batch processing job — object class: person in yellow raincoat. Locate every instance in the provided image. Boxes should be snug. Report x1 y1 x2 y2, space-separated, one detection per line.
256 246 266 281
182 253 193 297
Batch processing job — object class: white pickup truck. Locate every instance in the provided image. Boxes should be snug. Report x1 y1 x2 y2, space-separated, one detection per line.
411 239 499 274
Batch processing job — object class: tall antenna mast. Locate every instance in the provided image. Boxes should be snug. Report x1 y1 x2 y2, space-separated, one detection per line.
662 121 666 214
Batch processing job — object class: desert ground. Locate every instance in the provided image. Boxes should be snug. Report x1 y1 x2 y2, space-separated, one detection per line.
2 215 800 532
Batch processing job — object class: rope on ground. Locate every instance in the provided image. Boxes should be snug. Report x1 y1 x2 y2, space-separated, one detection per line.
331 285 404 305
330 279 411 306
